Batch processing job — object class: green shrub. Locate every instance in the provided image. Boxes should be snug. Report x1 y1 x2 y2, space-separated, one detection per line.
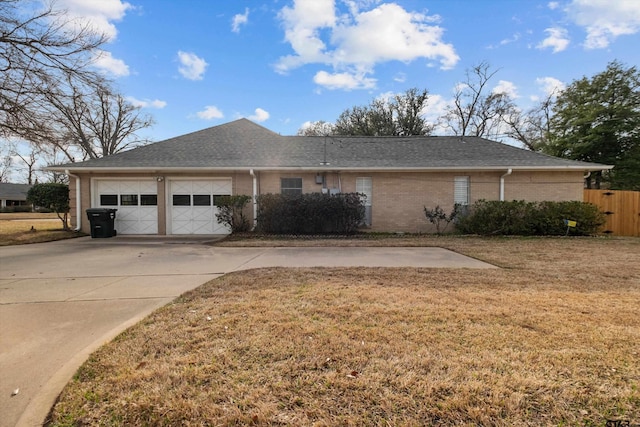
215 195 252 233
27 183 70 230
534 201 606 235
456 200 605 236
423 204 459 234
257 193 365 235
0 205 32 213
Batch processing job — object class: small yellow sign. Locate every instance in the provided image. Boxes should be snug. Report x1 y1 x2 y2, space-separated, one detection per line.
564 219 577 227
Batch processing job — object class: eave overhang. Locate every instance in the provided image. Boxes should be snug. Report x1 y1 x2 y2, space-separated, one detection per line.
47 164 614 174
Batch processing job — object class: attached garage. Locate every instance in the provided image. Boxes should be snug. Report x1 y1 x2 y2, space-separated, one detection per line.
168 179 232 235
94 180 158 234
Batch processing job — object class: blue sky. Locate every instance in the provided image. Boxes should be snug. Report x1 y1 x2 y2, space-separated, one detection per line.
31 0 640 141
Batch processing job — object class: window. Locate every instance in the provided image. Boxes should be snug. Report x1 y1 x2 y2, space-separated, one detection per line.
454 176 470 206
193 194 211 206
212 195 226 206
356 177 372 226
120 194 138 206
281 178 303 195
100 194 118 206
140 195 157 206
172 195 191 206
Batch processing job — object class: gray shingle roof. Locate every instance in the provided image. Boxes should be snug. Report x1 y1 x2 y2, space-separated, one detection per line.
0 183 32 200
50 118 611 171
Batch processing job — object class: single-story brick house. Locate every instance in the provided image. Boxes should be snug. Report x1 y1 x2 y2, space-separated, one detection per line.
48 118 612 235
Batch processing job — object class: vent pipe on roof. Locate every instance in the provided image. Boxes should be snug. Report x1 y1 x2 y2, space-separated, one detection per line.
65 170 82 232
500 168 512 201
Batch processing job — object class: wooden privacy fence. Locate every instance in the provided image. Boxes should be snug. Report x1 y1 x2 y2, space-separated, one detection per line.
584 189 640 237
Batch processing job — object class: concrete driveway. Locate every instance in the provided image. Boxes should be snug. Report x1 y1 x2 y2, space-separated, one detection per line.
0 236 494 427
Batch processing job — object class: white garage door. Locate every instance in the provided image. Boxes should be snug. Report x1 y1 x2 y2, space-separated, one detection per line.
96 180 158 234
170 179 232 235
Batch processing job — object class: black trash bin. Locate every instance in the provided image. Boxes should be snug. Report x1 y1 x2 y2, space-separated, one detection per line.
86 208 117 238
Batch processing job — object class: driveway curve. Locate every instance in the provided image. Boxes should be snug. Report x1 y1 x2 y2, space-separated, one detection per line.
0 236 494 427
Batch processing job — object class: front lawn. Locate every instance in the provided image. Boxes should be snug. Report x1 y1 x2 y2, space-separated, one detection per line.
0 213 81 245
47 237 639 426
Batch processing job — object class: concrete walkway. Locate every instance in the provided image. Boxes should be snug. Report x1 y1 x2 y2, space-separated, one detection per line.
0 236 494 427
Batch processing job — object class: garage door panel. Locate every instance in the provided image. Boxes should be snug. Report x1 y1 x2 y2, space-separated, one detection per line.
96 180 158 235
169 179 231 235
138 181 156 193
192 181 212 194
212 181 231 194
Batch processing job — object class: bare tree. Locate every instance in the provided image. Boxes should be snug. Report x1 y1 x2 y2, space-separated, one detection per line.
504 92 555 151
441 61 515 138
1 0 107 140
0 154 12 182
13 145 39 184
40 79 154 160
297 120 336 136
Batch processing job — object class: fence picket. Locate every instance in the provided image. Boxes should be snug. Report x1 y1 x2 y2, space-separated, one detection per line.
584 189 640 237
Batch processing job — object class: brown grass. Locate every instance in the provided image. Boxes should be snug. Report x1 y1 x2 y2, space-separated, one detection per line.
48 237 640 426
0 213 80 245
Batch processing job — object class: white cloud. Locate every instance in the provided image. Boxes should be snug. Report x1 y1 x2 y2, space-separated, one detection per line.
565 0 640 49
493 80 519 98
548 1 560 10
276 1 459 90
93 50 129 76
313 70 376 90
394 72 407 83
126 97 167 109
422 94 452 135
177 51 208 81
197 106 224 120
537 27 570 53
54 0 133 41
232 8 249 33
248 108 270 122
536 76 566 96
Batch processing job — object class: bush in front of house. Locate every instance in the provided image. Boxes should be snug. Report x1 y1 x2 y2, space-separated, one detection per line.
455 200 605 236
215 195 252 233
26 183 70 230
0 205 32 213
423 204 460 234
257 193 365 235
532 201 606 235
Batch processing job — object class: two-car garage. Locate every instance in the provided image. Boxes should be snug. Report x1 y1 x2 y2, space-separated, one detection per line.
94 179 232 235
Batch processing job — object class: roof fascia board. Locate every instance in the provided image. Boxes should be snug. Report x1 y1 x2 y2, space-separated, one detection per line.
48 164 614 173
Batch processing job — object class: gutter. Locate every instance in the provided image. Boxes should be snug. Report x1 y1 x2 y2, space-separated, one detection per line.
500 168 512 201
65 170 82 231
47 164 615 173
249 169 257 230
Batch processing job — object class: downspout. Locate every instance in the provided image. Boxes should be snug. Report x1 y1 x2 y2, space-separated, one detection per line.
65 170 82 231
249 169 257 230
499 168 512 201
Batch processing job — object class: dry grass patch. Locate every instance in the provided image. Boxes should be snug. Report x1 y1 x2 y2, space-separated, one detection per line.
0 213 80 245
48 238 639 426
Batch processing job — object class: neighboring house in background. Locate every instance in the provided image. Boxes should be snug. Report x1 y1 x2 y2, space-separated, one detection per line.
48 119 612 235
0 183 32 209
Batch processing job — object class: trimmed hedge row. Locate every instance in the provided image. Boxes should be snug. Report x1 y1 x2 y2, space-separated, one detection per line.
0 206 33 213
257 193 365 235
455 200 605 236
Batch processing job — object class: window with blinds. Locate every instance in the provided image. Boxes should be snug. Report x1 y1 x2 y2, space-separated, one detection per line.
454 176 470 205
281 178 303 195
